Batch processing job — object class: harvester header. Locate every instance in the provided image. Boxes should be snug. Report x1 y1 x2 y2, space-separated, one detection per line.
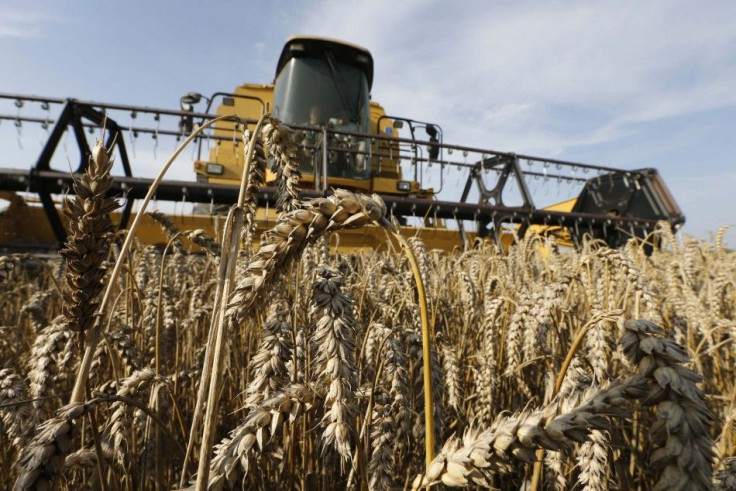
0 36 684 253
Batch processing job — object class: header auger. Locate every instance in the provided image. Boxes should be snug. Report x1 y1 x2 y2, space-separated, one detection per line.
0 36 684 253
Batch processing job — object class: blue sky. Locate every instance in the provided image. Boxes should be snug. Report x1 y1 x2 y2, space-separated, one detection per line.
1 0 734 243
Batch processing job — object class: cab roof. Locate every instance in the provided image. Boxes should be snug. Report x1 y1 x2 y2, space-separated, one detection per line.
275 35 374 90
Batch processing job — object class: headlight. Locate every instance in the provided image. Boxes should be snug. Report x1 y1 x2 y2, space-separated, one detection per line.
206 163 224 175
397 180 412 191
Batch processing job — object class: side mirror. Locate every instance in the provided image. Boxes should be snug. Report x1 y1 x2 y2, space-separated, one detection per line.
392 120 404 129
181 92 202 106
179 93 201 134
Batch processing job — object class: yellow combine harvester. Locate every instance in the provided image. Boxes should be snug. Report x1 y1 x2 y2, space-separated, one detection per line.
0 36 683 253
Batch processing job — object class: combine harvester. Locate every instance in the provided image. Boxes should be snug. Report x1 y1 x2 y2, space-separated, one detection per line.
0 36 684 253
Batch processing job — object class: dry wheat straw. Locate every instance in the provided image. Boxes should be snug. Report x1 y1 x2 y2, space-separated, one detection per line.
184 229 222 257
576 429 609 491
27 316 69 418
244 304 293 407
240 129 267 250
147 210 183 251
439 338 461 410
64 446 110 471
226 190 389 327
715 457 736 490
2 154 734 491
0 368 31 447
101 368 169 468
368 403 395 491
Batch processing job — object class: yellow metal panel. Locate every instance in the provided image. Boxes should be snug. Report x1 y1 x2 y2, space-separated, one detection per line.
543 198 577 213
204 84 275 183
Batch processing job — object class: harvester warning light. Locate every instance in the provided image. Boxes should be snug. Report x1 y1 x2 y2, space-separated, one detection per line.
205 163 225 175
397 180 412 191
384 127 393 135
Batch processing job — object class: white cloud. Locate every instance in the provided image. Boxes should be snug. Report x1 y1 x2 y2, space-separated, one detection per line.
297 1 736 155
0 7 56 38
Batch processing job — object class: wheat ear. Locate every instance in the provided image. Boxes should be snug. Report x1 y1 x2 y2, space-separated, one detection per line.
207 384 316 489
310 266 358 464
413 375 648 489
59 139 118 342
620 319 715 490
69 115 232 407
240 128 267 251
262 116 301 213
0 368 32 448
13 401 98 490
244 305 293 407
715 457 736 490
226 189 389 326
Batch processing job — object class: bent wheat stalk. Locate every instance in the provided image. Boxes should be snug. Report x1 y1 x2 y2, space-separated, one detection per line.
389 223 436 469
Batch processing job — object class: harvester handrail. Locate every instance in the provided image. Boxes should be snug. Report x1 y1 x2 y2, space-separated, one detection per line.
2 92 633 177
0 92 232 121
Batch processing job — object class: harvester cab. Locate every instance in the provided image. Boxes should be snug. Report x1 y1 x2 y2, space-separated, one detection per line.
272 37 372 183
191 36 429 204
0 35 685 253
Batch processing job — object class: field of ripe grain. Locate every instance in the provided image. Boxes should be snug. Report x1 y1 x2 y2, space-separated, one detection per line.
1 119 735 490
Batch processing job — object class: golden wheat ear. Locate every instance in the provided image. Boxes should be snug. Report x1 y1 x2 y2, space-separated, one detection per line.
59 139 119 340
262 116 301 213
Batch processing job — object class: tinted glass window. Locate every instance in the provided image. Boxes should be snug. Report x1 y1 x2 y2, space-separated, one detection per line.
274 58 370 130
274 57 371 179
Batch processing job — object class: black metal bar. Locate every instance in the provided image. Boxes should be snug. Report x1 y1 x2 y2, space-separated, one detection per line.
0 114 242 146
0 114 54 124
69 105 92 173
35 100 76 172
0 168 677 228
1 93 685 245
0 93 65 105
459 165 476 204
511 154 535 209
4 95 647 188
2 110 517 177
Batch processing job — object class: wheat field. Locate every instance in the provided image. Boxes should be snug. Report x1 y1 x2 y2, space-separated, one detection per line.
1 118 735 490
